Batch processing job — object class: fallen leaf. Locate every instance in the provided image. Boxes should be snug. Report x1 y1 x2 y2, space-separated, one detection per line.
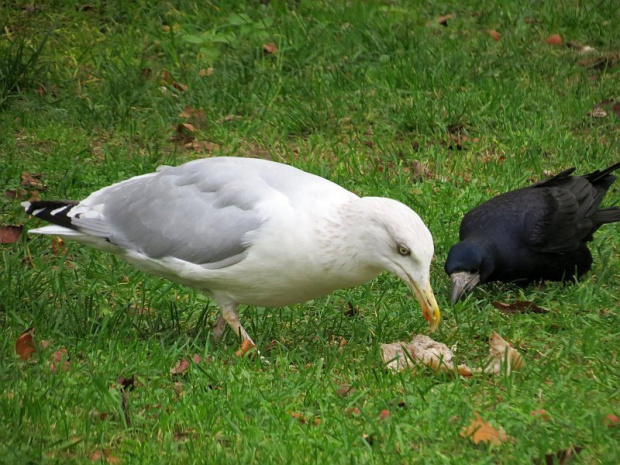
289 411 307 424
566 41 597 54
20 172 45 190
344 301 360 317
51 237 68 255
337 385 356 397
139 68 153 80
546 34 562 46
172 80 188 92
531 409 551 421
536 446 583 465
89 449 120 464
199 67 214 77
50 348 70 373
178 106 207 127
15 327 36 360
192 353 202 364
263 42 278 54
170 359 190 375
586 99 620 118
409 160 433 182
117 375 135 392
603 414 618 427
235 339 256 357
487 332 524 375
0 225 23 244
487 30 500 42
579 52 619 70
5 189 28 200
587 107 607 118
492 300 548 314
379 409 391 420
89 451 103 461
460 412 511 446
433 14 453 26
223 114 242 122
184 140 219 153
170 123 195 144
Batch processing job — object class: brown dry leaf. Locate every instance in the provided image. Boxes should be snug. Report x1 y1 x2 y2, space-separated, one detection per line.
21 172 45 190
199 67 214 77
409 160 433 182
546 34 562 46
139 68 153 80
427 14 454 27
566 41 597 54
531 409 551 421
460 412 511 446
492 300 548 314
51 237 68 255
537 446 583 465
289 411 307 424
89 449 120 464
579 52 619 70
223 114 242 122
5 188 28 200
587 99 620 118
235 339 256 357
50 348 70 373
170 359 190 375
603 414 619 427
172 80 188 92
117 375 135 392
178 106 207 127
15 327 36 360
346 407 361 416
0 225 23 244
487 30 500 42
263 42 278 54
336 385 356 397
184 140 219 153
170 123 195 144
486 332 524 375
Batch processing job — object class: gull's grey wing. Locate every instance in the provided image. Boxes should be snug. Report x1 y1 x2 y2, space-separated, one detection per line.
73 160 269 268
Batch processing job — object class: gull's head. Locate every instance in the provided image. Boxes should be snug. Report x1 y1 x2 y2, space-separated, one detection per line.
444 241 492 304
357 197 441 332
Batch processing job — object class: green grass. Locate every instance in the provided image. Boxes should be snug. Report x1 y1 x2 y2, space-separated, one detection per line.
1 0 619 463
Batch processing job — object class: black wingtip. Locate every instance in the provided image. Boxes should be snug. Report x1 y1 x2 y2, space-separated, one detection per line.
584 162 620 183
24 200 79 230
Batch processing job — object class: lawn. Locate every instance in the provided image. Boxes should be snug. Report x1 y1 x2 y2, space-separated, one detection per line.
1 1 619 463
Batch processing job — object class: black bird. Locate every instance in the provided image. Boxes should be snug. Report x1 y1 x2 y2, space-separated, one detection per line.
445 163 620 303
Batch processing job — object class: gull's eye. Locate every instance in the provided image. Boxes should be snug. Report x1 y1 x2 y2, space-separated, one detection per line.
397 244 411 256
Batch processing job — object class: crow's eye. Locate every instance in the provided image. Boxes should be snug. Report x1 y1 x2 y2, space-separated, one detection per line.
397 244 411 256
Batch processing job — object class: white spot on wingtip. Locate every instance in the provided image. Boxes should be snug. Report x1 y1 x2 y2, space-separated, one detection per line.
50 207 70 216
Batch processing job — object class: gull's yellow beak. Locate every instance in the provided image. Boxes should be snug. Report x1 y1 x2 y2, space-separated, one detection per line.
411 282 441 332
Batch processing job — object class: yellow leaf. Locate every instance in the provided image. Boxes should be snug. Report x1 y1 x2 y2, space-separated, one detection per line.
460 412 511 446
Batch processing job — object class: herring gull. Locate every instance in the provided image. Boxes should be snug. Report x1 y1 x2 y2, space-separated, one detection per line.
23 156 441 345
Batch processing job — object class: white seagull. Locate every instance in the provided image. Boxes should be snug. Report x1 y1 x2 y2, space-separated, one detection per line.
23 156 440 345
